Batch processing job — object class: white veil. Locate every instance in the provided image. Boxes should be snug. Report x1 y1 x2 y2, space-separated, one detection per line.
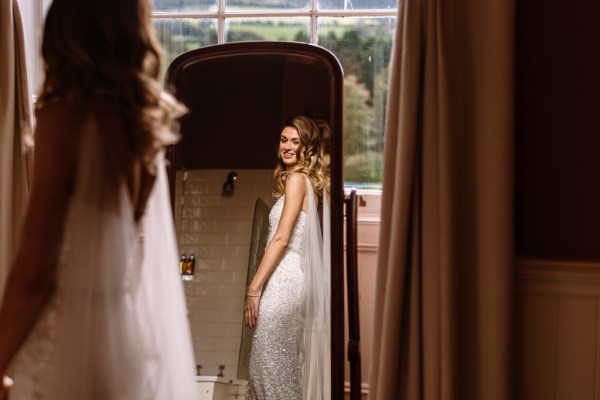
47 117 197 399
300 177 331 400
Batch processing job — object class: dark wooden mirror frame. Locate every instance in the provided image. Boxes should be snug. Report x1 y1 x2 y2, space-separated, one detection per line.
164 41 345 399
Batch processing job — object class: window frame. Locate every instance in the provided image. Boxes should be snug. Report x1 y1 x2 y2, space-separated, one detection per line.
151 0 397 45
152 0 395 194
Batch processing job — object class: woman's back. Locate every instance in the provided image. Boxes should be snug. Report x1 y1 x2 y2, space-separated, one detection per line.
9 101 197 399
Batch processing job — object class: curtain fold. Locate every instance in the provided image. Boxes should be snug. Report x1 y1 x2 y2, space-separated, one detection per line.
0 0 33 299
369 0 514 399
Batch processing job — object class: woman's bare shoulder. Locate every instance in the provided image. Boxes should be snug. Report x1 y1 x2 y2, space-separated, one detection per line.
286 172 309 186
34 99 88 151
37 97 92 132
284 173 308 198
36 97 124 143
36 96 120 124
36 97 84 118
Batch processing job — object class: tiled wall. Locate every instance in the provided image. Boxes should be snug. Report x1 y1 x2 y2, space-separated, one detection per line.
175 169 275 378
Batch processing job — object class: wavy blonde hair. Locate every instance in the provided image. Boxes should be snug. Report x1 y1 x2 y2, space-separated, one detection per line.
273 116 330 199
36 0 185 172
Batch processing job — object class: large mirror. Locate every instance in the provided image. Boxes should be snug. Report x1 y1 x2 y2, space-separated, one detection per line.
165 41 345 398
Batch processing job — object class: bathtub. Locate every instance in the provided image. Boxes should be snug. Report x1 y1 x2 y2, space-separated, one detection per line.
195 375 247 400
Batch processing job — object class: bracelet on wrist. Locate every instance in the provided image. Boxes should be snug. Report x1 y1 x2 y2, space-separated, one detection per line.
246 292 260 297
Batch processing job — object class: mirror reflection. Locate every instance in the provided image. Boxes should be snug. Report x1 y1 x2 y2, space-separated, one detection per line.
174 167 276 377
165 42 343 397
242 116 331 398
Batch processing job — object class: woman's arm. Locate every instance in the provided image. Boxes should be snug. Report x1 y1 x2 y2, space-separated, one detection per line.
244 173 307 329
0 102 78 379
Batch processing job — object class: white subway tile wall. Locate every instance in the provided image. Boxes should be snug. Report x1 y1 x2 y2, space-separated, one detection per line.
175 169 275 378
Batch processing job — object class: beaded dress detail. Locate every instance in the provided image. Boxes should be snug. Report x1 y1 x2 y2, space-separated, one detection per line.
246 195 306 400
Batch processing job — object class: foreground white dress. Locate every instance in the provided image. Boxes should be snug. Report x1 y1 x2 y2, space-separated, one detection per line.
8 116 197 400
246 176 330 400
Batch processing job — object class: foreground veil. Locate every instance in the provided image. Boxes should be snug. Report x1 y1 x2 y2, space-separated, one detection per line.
45 117 197 399
300 177 331 400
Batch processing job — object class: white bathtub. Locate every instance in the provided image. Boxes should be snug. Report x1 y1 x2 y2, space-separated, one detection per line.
195 375 247 400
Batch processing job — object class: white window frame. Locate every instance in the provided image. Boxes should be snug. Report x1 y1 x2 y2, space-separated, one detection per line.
152 0 394 205
151 0 397 44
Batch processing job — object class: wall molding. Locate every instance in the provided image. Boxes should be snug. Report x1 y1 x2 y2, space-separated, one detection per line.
517 257 600 297
343 243 379 253
516 256 600 399
357 243 378 253
355 217 381 225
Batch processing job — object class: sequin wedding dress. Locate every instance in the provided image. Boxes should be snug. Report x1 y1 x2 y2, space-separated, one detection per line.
246 176 330 400
8 116 197 400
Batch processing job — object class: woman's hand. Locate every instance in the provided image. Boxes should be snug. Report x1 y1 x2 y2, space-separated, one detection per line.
2 376 13 400
244 290 261 329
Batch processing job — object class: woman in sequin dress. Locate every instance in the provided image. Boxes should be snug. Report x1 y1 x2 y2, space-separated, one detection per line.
244 116 331 400
0 0 197 398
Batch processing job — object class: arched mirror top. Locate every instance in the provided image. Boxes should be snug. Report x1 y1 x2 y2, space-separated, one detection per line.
166 41 344 84
165 41 343 170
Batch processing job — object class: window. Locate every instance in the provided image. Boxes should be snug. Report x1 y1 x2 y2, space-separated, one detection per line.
152 0 396 189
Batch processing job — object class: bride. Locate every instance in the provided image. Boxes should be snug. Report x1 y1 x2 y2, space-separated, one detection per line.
244 116 331 400
0 0 197 398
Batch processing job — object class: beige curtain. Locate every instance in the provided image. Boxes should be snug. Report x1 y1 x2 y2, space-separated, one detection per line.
369 0 514 399
0 0 33 299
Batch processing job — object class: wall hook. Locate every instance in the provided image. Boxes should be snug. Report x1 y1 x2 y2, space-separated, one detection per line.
222 171 238 196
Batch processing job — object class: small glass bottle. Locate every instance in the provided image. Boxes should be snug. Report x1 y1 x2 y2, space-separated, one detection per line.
179 253 187 275
183 253 195 281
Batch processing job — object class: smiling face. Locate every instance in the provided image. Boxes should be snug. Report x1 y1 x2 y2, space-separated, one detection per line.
279 126 302 168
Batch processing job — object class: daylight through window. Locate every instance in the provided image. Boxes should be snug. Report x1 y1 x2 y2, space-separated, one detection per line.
152 0 397 189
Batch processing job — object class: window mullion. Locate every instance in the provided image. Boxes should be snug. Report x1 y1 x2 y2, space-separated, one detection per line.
310 0 318 44
218 0 225 43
